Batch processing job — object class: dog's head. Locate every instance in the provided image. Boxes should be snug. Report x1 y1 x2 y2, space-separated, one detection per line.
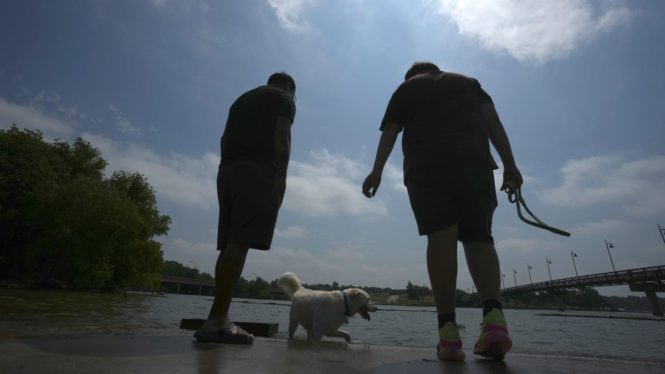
344 288 378 321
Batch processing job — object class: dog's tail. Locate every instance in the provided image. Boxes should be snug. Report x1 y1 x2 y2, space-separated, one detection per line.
277 272 303 300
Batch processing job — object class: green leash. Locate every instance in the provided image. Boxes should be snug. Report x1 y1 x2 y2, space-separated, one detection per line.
508 187 571 237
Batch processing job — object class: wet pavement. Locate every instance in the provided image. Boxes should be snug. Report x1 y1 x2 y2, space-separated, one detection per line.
2 333 664 373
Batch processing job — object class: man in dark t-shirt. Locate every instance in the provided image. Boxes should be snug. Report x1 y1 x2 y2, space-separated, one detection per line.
363 62 522 361
195 72 296 344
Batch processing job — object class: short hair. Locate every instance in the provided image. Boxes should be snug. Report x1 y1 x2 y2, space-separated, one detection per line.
267 72 296 92
404 61 440 80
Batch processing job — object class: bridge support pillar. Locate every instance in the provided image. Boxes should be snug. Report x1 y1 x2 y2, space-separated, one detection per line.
629 283 664 316
556 296 565 312
645 288 663 316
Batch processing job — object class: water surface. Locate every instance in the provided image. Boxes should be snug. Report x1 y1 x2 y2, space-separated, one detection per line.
1 289 663 362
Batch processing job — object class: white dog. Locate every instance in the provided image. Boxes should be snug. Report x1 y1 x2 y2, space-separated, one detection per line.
277 272 377 342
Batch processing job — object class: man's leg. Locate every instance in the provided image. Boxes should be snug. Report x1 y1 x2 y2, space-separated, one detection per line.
201 242 249 330
427 225 465 361
463 241 511 359
426 225 459 314
462 241 500 302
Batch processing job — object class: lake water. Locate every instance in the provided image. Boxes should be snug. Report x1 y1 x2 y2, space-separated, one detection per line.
1 289 663 363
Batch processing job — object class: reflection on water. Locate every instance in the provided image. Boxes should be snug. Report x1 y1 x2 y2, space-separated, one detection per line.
1 289 663 362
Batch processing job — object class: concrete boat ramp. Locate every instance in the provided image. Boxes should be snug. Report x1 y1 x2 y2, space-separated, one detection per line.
2 333 664 374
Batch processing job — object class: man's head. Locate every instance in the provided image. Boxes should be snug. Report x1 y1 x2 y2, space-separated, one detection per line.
268 72 296 99
404 61 440 80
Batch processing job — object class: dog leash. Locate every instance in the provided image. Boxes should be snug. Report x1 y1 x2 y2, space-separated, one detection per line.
507 187 571 237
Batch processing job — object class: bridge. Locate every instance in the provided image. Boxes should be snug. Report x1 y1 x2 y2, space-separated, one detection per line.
159 275 216 296
501 265 665 315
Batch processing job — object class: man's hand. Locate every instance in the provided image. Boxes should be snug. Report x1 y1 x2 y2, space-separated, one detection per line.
362 171 382 198
501 167 523 194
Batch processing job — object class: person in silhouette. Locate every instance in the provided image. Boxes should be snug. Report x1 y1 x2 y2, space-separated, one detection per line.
363 62 521 360
195 72 296 344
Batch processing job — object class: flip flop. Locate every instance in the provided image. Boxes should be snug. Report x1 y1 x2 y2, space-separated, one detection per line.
194 323 254 344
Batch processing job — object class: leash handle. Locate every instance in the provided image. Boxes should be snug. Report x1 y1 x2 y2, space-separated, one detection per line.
508 188 571 237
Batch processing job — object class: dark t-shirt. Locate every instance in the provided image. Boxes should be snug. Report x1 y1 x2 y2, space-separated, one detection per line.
381 71 497 181
220 85 296 167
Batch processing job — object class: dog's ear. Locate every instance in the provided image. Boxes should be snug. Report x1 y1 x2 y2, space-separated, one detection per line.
349 289 367 305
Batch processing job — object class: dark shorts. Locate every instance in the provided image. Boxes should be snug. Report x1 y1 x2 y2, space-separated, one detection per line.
405 165 497 243
217 162 281 252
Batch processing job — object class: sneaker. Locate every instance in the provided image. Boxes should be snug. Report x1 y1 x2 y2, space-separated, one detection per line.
474 308 512 360
437 322 465 361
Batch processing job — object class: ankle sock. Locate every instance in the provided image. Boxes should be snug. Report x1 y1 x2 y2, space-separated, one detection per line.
482 300 502 316
437 313 456 329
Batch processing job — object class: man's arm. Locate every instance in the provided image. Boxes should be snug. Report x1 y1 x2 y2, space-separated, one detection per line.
480 103 522 192
362 121 401 198
274 116 292 203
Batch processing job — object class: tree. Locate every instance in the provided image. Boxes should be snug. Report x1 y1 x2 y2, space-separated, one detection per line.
406 281 418 300
0 126 170 289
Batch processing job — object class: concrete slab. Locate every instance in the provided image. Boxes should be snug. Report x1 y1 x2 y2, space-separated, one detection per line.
1 334 664 374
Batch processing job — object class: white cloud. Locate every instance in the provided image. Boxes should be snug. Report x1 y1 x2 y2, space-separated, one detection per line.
275 225 309 239
540 155 665 215
437 0 632 63
267 0 317 32
0 97 74 138
384 163 406 192
81 132 219 210
284 149 388 217
115 116 141 136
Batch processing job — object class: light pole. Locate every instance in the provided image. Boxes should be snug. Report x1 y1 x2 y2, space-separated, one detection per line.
527 264 533 284
546 257 553 281
570 250 579 277
502 273 506 289
659 224 665 246
513 269 518 287
605 239 617 272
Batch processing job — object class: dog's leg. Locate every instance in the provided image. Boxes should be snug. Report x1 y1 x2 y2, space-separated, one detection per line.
309 322 325 341
326 330 351 342
288 309 298 339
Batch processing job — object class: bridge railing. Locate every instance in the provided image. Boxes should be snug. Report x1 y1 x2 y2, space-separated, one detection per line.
502 265 665 294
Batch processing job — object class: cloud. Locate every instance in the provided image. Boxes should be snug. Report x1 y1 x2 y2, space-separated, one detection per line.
284 149 388 217
275 225 309 239
81 132 219 210
0 97 74 138
384 163 406 192
267 0 317 32
2 97 389 216
115 115 141 136
437 0 632 63
540 155 665 215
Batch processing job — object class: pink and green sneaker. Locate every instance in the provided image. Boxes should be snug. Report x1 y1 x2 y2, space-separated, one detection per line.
474 308 512 360
437 322 465 361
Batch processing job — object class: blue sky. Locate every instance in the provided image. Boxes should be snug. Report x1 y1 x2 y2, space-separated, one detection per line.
1 0 664 296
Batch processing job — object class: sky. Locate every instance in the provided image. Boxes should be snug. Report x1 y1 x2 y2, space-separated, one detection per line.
1 0 664 297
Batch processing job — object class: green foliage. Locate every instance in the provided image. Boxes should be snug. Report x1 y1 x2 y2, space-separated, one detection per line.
503 288 608 310
234 276 274 299
0 126 170 290
161 260 213 281
406 281 431 301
